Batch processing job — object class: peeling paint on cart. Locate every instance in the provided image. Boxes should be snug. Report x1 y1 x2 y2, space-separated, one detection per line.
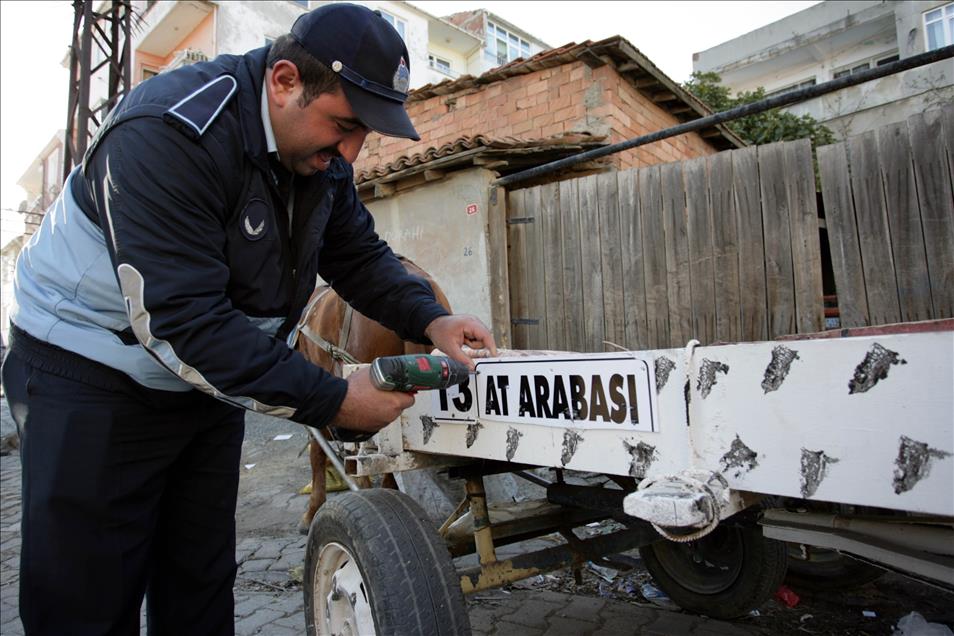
762 346 799 393
505 427 523 461
720 435 758 478
893 436 952 494
800 448 839 497
697 360 729 398
624 440 658 478
561 429 583 466
420 415 439 445
654 357 676 393
849 343 907 394
465 421 483 448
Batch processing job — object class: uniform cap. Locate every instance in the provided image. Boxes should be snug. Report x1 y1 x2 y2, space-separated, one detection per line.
291 3 420 141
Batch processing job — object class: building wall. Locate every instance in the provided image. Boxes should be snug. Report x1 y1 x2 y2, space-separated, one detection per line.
214 1 304 55
693 0 953 138
364 168 496 327
355 60 717 177
425 40 467 85
444 10 548 77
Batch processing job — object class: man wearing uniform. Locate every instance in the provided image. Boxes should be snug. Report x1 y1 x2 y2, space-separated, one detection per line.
1 4 496 634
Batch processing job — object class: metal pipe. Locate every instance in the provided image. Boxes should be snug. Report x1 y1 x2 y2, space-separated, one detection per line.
763 510 954 556
494 45 954 188
307 426 361 492
513 470 552 488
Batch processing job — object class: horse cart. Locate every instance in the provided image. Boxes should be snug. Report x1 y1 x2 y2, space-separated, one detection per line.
300 320 954 635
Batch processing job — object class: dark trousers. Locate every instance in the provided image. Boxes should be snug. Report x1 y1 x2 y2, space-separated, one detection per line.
2 344 245 636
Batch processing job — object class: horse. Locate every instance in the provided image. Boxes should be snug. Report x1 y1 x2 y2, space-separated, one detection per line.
294 256 453 534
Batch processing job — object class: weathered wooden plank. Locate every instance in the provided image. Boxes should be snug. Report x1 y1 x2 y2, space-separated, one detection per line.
733 145 768 341
758 142 796 338
523 186 548 350
910 108 954 318
487 186 512 348
661 162 691 348
638 165 670 349
708 150 741 342
685 156 715 344
817 142 869 328
579 175 605 352
617 169 649 349
878 121 933 322
559 178 586 352
784 138 825 333
848 131 901 325
539 182 566 351
598 171 626 351
507 188 530 349
941 104 954 190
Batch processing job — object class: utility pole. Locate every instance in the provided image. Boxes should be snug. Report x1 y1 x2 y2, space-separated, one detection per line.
63 0 132 182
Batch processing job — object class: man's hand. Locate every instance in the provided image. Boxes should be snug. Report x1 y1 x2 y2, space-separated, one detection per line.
330 367 415 433
425 314 498 371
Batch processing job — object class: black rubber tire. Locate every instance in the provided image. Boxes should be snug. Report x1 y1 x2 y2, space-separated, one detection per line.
303 488 471 636
785 545 885 591
639 526 788 619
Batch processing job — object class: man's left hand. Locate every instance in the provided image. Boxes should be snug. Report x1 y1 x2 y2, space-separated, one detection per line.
424 315 498 371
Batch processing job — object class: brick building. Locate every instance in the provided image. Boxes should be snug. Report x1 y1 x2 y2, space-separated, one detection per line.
354 35 743 187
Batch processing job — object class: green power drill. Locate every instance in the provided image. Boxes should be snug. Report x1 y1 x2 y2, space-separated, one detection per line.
369 354 472 392
328 354 472 443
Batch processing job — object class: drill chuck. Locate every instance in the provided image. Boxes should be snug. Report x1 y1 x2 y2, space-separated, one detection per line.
370 354 471 392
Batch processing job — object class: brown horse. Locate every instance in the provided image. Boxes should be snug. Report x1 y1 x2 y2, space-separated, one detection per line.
295 256 453 534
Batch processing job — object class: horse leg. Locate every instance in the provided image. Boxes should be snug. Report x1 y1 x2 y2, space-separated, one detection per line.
298 439 328 535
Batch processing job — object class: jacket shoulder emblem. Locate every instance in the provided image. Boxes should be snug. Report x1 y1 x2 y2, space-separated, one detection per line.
162 75 238 140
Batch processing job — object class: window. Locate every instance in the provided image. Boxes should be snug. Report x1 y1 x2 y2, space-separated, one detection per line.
428 54 454 77
765 78 816 98
832 51 899 79
290 0 308 6
924 2 954 51
484 21 530 67
142 67 158 82
378 10 406 41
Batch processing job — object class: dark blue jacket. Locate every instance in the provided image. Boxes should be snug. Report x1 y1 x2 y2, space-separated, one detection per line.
10 47 448 428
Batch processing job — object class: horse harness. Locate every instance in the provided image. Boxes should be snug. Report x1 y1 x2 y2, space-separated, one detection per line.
297 286 360 375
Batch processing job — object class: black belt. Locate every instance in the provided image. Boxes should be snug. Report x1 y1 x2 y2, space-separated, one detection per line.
8 323 134 392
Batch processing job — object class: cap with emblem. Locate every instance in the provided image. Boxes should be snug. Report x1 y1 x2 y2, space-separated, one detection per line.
290 3 419 141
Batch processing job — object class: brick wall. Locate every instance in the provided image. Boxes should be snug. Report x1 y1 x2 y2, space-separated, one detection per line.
354 60 718 179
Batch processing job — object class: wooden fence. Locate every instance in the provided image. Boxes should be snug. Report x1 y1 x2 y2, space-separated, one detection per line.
507 138 825 352
817 105 954 328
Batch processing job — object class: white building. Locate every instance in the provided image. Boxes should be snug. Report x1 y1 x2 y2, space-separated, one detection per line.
693 1 954 138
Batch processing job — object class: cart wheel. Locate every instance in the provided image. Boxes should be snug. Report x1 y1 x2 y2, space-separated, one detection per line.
303 489 471 636
639 526 787 619
785 544 885 591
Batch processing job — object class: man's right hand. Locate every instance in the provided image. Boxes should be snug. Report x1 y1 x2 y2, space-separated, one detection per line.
330 367 415 434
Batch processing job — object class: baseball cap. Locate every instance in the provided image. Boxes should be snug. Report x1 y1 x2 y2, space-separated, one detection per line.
290 3 420 141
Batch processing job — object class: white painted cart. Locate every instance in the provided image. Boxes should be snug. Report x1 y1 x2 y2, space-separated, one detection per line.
302 320 954 636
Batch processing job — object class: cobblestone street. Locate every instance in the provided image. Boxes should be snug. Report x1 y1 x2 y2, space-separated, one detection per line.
0 399 771 635
2 401 951 635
